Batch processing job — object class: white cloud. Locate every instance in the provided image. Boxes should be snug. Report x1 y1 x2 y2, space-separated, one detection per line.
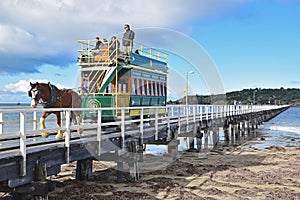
0 0 244 55
2 79 66 93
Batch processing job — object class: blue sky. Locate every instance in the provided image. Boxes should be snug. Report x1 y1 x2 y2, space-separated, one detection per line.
0 0 299 103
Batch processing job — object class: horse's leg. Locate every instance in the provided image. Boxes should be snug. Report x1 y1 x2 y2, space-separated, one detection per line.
40 112 50 138
54 111 64 139
74 111 83 134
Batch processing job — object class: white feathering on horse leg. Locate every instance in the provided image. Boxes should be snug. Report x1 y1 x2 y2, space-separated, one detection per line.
55 130 64 139
40 117 46 129
40 117 50 138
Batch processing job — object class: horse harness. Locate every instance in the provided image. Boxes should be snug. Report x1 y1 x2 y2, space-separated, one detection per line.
30 83 69 108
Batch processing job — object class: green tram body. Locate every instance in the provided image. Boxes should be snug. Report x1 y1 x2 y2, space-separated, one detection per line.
77 38 168 121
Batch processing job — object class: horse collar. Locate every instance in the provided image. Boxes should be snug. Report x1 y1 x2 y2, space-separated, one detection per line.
42 84 57 108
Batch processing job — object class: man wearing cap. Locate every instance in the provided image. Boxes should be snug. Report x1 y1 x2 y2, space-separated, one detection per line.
122 24 135 55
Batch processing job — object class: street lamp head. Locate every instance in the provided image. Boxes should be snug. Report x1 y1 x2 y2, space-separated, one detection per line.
188 71 194 74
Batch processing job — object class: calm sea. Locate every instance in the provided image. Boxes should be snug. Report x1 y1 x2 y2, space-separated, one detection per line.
0 103 57 133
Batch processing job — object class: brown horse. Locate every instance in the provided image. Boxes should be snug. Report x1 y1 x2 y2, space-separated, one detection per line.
28 82 81 139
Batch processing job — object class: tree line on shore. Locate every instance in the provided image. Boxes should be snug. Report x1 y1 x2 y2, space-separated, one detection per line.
168 88 300 106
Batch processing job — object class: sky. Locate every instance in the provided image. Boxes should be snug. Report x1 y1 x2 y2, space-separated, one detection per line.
0 0 299 103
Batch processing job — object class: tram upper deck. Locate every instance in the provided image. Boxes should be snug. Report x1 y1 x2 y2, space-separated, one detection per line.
77 37 168 72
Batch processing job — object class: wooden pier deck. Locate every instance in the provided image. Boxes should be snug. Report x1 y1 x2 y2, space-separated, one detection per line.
0 104 289 198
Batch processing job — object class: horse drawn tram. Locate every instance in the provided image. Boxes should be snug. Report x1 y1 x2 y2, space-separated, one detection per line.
77 37 169 122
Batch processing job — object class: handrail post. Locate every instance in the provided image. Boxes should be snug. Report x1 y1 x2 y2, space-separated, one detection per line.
33 110 37 130
0 112 3 134
155 108 158 140
178 106 181 135
121 108 125 150
20 111 26 176
97 109 102 156
65 110 71 163
193 106 197 134
186 105 189 132
200 105 203 122
167 107 171 139
140 108 144 139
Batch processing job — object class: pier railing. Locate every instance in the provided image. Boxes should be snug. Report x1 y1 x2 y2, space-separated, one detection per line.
0 104 289 176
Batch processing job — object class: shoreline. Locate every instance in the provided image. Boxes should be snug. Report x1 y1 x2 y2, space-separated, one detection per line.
46 145 300 199
1 144 299 199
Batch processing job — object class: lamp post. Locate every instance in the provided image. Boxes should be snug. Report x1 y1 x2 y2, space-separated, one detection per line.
253 90 257 105
185 71 194 107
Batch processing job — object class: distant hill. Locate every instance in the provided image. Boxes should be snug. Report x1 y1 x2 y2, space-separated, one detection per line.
168 88 300 106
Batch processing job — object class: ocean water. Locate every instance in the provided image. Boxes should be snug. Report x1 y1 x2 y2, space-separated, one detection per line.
0 103 58 133
146 107 300 154
244 107 300 148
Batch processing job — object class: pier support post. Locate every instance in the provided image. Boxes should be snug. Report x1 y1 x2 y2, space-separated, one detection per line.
224 128 230 141
212 128 219 148
246 120 250 133
223 118 230 144
189 136 195 150
117 161 124 183
76 158 93 181
251 118 255 131
195 126 203 152
167 139 179 160
204 128 209 150
127 141 139 181
241 121 245 137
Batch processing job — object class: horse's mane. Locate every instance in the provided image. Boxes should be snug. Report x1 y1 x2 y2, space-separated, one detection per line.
38 82 60 91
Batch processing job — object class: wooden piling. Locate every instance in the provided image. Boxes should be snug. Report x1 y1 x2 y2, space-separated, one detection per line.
76 158 93 181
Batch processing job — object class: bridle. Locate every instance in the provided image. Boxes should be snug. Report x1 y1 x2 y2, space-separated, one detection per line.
28 86 42 103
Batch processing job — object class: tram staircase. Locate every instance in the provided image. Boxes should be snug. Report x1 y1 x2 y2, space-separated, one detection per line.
87 50 119 94
85 50 130 116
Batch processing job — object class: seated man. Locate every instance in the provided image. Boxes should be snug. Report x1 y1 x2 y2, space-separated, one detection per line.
91 37 103 56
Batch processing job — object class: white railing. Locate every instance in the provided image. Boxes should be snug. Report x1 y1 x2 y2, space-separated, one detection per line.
0 104 288 176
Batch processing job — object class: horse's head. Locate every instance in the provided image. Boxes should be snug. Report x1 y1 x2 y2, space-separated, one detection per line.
28 82 41 108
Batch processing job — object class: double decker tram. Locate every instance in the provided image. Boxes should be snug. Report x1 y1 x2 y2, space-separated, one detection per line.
77 37 169 123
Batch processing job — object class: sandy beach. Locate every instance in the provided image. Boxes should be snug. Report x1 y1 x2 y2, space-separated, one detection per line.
34 144 300 200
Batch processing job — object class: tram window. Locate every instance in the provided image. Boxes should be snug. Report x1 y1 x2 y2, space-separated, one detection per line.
152 82 156 96
131 78 136 95
148 80 152 96
142 80 146 95
146 80 150 95
136 79 141 95
118 83 122 93
154 82 158 96
157 82 161 96
141 79 146 95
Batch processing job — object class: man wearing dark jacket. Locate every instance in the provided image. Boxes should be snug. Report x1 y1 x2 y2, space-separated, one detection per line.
122 24 135 55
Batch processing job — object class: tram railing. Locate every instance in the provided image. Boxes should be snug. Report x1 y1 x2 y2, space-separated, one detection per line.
77 37 168 66
0 104 289 176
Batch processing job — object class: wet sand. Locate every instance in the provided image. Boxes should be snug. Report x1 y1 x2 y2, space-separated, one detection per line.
44 145 300 200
